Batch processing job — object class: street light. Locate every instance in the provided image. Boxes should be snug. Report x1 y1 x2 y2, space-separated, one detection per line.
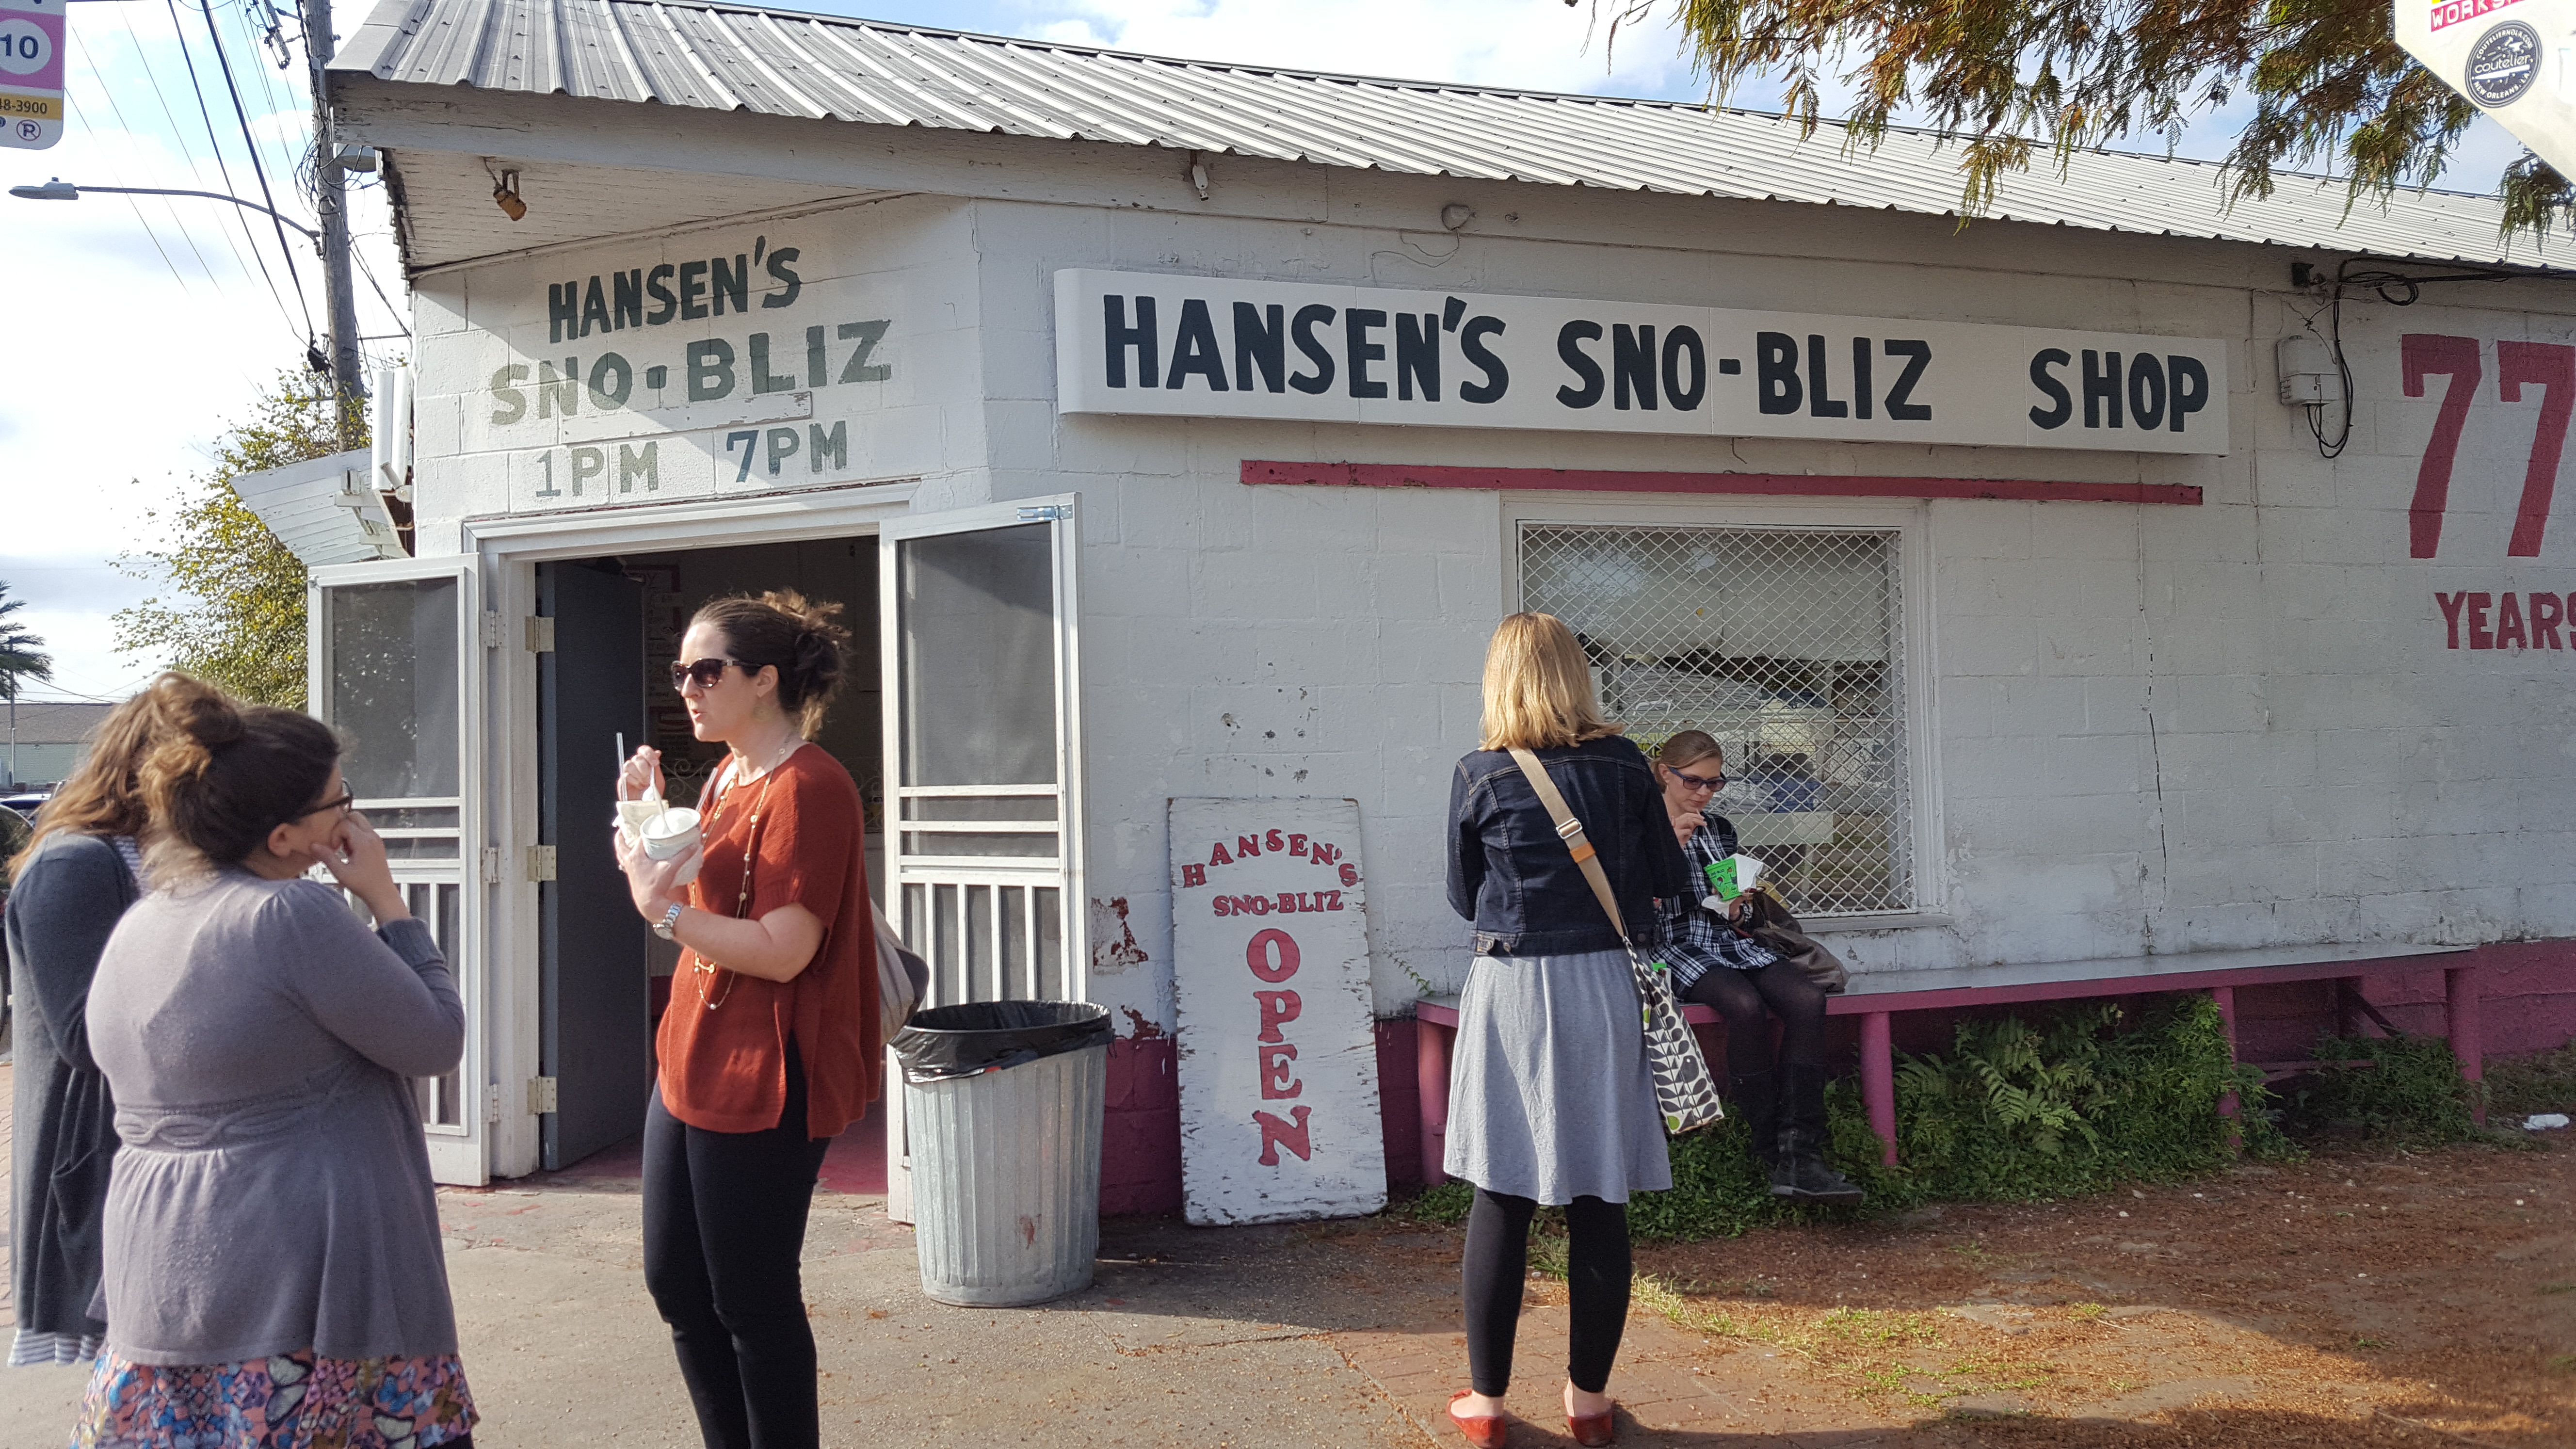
9 177 321 241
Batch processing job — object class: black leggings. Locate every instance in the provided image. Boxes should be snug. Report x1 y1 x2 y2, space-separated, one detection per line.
1462 1188 1631 1396
642 1042 834 1449
1683 963 1828 1075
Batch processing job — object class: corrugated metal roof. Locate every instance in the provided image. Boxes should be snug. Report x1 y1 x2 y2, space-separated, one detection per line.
334 0 2548 269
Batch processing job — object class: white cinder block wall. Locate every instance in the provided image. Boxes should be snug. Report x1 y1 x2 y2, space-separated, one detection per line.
406 166 2576 1042
964 168 2576 1035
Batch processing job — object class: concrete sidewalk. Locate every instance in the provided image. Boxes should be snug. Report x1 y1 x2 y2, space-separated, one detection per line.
3 1057 1911 1448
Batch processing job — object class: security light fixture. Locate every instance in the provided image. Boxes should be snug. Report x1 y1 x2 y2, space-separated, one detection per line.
493 168 526 221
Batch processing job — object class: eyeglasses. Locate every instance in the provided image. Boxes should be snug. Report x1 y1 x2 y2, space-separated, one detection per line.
297 790 356 823
1666 765 1728 793
668 658 743 691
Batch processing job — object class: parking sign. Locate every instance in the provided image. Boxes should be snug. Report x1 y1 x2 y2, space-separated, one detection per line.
0 0 62 151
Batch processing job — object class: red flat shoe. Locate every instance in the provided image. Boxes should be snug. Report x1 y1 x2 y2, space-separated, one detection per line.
1567 1406 1616 1447
1448 1390 1510 1449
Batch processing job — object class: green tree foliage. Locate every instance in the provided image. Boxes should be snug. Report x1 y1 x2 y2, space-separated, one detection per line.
115 370 363 710
1621 0 2567 236
0 580 52 705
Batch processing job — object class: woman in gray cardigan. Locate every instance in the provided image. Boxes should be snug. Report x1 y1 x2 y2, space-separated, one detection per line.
73 678 479 1449
5 680 174 1368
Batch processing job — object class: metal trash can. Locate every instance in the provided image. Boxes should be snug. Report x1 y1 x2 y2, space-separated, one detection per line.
890 1000 1113 1307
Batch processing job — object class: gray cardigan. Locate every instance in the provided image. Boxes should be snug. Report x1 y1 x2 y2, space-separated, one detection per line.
6 832 140 1343
87 870 466 1365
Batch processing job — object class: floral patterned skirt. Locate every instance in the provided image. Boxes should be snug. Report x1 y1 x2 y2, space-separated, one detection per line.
72 1347 476 1449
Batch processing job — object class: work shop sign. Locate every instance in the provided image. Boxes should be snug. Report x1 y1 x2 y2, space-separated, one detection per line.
439 227 919 514
1169 798 1387 1226
1055 269 2231 455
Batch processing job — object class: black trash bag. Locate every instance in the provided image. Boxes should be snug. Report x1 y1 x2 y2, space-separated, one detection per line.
892 1001 1114 1084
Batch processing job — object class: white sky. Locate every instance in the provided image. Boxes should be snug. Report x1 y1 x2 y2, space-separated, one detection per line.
0 0 2532 704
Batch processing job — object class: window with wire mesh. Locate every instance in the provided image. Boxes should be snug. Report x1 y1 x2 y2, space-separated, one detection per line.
1519 523 1913 916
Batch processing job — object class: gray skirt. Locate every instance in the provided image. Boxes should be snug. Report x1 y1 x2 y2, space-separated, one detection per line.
1442 947 1673 1205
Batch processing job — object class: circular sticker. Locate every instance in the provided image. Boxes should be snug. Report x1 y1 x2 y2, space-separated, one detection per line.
2467 20 2543 107
0 17 52 77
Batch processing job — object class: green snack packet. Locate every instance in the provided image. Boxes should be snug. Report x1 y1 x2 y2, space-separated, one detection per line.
1703 855 1742 900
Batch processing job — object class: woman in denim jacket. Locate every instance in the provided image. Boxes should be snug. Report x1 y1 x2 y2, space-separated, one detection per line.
1441 612 1690 1448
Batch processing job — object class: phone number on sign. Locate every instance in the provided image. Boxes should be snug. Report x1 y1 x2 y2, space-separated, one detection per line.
0 93 59 118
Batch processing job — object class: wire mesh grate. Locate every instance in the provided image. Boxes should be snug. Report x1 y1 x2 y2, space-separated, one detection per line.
1519 523 1913 916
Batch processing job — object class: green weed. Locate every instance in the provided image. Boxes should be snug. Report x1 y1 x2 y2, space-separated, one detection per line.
2291 1032 2488 1145
2485 1039 2576 1119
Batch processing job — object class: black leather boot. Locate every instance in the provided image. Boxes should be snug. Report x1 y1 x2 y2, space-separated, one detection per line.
1728 1070 1780 1170
1770 1063 1865 1204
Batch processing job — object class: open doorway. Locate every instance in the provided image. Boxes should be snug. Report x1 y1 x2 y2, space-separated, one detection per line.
533 537 882 1172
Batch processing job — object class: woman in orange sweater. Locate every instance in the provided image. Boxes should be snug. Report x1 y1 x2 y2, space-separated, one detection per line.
615 589 876 1449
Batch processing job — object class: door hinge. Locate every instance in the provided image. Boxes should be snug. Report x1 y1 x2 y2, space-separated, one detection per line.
525 844 558 882
479 847 502 885
525 615 556 652
527 1076 559 1115
479 610 502 647
1016 504 1072 521
484 1084 503 1125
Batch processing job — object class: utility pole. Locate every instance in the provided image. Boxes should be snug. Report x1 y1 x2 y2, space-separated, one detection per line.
303 0 366 449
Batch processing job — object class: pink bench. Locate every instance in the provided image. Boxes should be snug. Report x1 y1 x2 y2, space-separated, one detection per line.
1412 941 2479 1179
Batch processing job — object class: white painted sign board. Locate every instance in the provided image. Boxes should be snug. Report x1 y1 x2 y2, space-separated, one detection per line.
1055 269 2232 454
2399 0 2576 181
1170 797 1386 1226
0 0 64 150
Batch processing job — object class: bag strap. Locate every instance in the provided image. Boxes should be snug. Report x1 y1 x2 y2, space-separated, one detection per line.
1506 746 1630 947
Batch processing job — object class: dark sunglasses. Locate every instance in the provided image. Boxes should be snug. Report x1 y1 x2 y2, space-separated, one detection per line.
1666 765 1728 792
668 658 745 690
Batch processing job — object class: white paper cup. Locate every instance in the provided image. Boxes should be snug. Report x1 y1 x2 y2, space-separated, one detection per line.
640 808 705 886
642 807 702 861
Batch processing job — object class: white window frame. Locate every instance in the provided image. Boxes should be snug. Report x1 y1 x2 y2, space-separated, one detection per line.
1502 494 1946 922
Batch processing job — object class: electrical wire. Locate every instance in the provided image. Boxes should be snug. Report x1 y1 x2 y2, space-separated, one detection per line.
2302 257 2539 460
159 0 303 338
84 22 224 293
105 2 299 340
353 243 411 339
60 100 195 302
192 0 314 338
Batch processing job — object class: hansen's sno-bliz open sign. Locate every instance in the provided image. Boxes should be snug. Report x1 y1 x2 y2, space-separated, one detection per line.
1170 798 1386 1226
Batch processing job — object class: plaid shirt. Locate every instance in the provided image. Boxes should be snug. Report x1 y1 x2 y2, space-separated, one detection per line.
1655 812 1781 991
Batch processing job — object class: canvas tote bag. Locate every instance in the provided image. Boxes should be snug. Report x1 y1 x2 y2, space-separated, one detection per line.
1506 748 1725 1134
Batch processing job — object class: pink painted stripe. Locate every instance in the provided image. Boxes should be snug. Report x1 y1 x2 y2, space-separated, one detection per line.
1241 460 2204 506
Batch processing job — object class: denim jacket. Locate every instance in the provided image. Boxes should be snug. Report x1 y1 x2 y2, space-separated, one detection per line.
1446 735 1693 957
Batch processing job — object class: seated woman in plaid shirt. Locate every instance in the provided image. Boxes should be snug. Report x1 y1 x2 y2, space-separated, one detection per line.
1651 730 1862 1204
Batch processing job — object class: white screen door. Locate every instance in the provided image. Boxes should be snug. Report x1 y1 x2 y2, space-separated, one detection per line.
308 555 487 1184
879 497 1087 1008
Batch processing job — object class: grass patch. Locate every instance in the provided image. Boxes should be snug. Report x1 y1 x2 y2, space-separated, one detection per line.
2485 1039 2576 1120
2287 1032 2493 1145
1386 1180 1475 1226
1623 996 2295 1239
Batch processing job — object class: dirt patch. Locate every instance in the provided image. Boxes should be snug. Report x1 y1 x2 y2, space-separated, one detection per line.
1631 1136 2573 1444
1349 1135 2575 1445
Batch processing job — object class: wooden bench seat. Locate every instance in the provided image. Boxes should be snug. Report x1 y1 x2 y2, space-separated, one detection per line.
1411 940 2478 1180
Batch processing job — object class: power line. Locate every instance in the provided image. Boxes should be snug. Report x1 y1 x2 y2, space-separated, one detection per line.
158 0 303 337
62 41 198 302
191 0 313 339
352 242 410 340
105 3 303 345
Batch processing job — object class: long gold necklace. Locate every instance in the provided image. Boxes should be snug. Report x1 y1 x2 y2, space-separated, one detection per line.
693 736 803 1011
